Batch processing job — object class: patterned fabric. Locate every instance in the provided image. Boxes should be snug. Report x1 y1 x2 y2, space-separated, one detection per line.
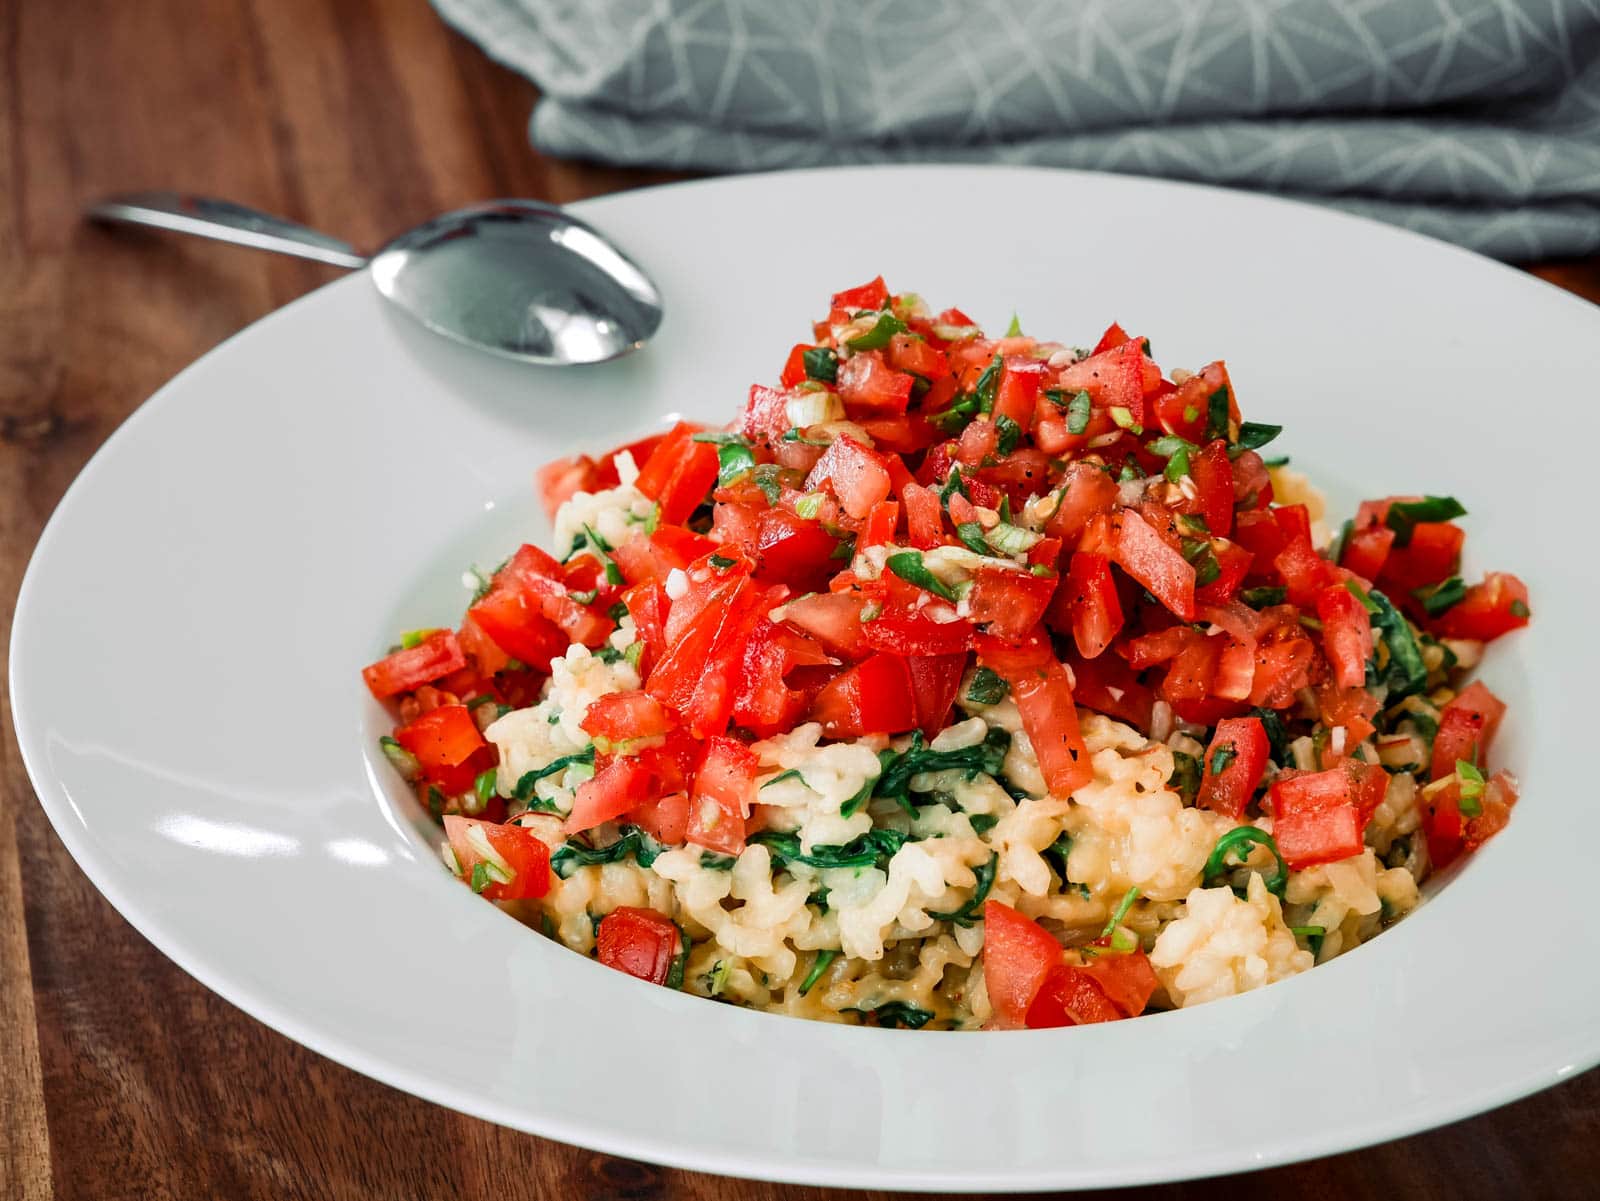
435 0 1600 260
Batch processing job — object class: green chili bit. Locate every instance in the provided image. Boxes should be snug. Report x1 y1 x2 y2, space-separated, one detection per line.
886 550 958 602
994 413 1023 456
1203 826 1289 897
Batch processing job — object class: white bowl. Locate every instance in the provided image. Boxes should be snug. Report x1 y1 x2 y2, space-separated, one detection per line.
12 166 1599 1191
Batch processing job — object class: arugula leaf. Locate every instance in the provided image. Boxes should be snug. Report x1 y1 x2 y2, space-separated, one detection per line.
664 920 690 989
1384 496 1466 546
886 550 958 602
927 851 998 927
849 1001 934 1029
969 813 999 835
802 347 839 383
749 828 909 872
699 852 738 871
964 665 1009 706
873 729 1011 811
1366 588 1428 699
550 825 662 879
1202 825 1288 896
799 949 838 996
762 768 806 790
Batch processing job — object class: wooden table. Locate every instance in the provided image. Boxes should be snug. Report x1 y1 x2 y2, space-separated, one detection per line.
3 2 1596 1197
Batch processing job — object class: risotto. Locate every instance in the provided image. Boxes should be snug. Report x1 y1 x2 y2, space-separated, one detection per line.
362 278 1530 1030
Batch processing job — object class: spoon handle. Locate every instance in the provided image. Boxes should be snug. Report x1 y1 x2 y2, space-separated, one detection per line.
87 192 368 270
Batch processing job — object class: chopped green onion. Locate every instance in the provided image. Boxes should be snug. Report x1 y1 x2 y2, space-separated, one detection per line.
709 553 738 570
1344 578 1382 615
1367 588 1428 699
1193 549 1220 586
799 949 838 996
928 393 980 433
984 523 1040 556
954 522 990 555
379 735 421 782
1108 406 1138 430
473 768 497 810
1065 390 1092 435
794 492 825 520
717 442 756 486
1456 759 1486 816
846 311 908 351
886 550 957 601
699 852 737 871
1202 826 1289 896
568 588 599 605
1413 576 1466 617
513 747 596 800
1005 312 1023 337
1100 886 1141 938
608 601 629 621
469 861 492 894
1289 925 1325 938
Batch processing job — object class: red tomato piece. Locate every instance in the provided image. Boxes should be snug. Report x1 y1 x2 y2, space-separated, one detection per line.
363 630 468 700
831 276 889 311
1063 649 1156 732
1315 583 1374 690
780 343 812 388
1090 321 1130 355
991 357 1044 432
741 383 793 445
885 332 949 381
809 652 918 738
536 454 606 520
837 351 915 416
858 499 901 549
456 616 511 678
779 590 874 661
1430 572 1530 642
1054 338 1155 428
976 633 1093 796
634 421 720 525
862 604 975 657
443 816 552 901
597 906 681 986
1026 965 1122 1028
1188 440 1235 537
564 756 656 835
396 705 487 773
685 736 758 855
580 690 675 744
1429 680 1506 780
648 577 761 738
1197 717 1269 819
1101 509 1198 622
1377 521 1463 598
902 482 943 549
1341 523 1395 582
752 507 841 594
731 618 829 737
1268 763 1376 869
1059 551 1124 660
631 791 689 845
906 653 968 738
1045 463 1119 542
622 581 668 677
499 544 615 648
467 570 570 670
966 567 1058 645
1078 949 1160 1018
804 435 893 521
1154 361 1235 444
981 900 1063 1030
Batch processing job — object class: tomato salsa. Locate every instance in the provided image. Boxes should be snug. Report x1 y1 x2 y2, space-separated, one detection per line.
363 280 1529 1029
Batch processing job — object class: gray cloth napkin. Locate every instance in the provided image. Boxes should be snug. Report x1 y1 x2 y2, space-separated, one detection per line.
435 0 1600 261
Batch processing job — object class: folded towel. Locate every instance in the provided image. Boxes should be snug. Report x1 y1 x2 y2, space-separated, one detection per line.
436 0 1600 261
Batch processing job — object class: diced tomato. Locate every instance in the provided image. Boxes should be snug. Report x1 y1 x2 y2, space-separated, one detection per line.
1154 361 1234 444
363 631 468 700
443 816 551 901
809 652 918 738
1430 572 1530 642
1272 505 1337 607
1378 522 1463 597
1090 322 1130 356
1188 440 1235 537
836 351 915 416
741 383 793 445
1430 680 1506 780
630 791 690 845
1315 583 1374 690
752 507 841 594
1230 447 1273 511
858 499 901 549
862 603 975 657
1026 964 1122 1028
467 569 569 670
1194 538 1253 607
1341 523 1395 582
804 435 893 521
1059 551 1124 659
1096 509 1197 621
779 589 873 660
622 581 669 676
1197 717 1269 818
966 567 1057 644
1045 463 1119 543
976 449 1053 513
977 633 1093 796
564 756 656 834
455 616 511 678
611 526 718 587
731 618 829 737
902 482 943 549
1246 607 1319 707
496 544 615 648
906 653 968 738
536 454 606 520
396 705 487 773
596 906 681 986
982 900 1063 1030
1077 949 1160 1018
648 574 761 737
1268 762 1380 869
1231 509 1288 573
886 332 950 381
780 343 812 388
955 420 998 466
634 421 719 525
685 735 758 855
991 358 1044 432
831 276 889 311
1063 649 1155 731
1054 338 1154 428
580 690 675 744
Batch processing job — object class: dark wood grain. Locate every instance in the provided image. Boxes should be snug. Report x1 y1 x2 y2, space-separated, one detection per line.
2 2 1596 1198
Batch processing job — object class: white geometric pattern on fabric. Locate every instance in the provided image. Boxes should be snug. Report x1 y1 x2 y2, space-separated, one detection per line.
434 0 1600 260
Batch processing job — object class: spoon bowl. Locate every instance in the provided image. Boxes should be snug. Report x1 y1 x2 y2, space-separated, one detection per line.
87 192 663 366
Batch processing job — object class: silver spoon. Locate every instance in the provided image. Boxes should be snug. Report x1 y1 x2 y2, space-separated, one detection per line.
87 191 663 366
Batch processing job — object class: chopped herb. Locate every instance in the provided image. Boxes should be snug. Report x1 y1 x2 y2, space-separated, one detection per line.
1366 588 1428 699
799 949 838 996
469 861 493 894
1167 751 1202 805
1384 496 1466 546
955 521 991 556
1042 831 1074 884
550 826 663 878
872 729 1011 813
691 431 750 445
846 310 908 351
928 393 980 433
1005 312 1023 337
1065 389 1092 435
1193 548 1220 586
1251 706 1291 765
968 813 1000 835
717 442 756 486
886 550 957 602
466 566 495 603
1457 759 1486 816
1263 455 1290 468
994 414 1023 456
1205 387 1231 440
937 466 970 509
643 503 660 535
399 627 441 650
1208 743 1237 776
608 601 629 621
704 959 731 996
709 553 739 570
1509 598 1530 618
1414 576 1466 617
762 768 806 790
623 641 644 671
749 828 909 872
803 346 839 382
849 1001 934 1029
964 665 1009 706
927 852 998 927
425 785 446 819
512 751 596 802
664 921 690 990
700 852 738 871
1100 886 1141 938
1235 422 1282 450
473 768 497 809
568 588 599 605
1202 825 1288 897
593 645 624 663
1241 585 1287 609
973 354 1003 414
